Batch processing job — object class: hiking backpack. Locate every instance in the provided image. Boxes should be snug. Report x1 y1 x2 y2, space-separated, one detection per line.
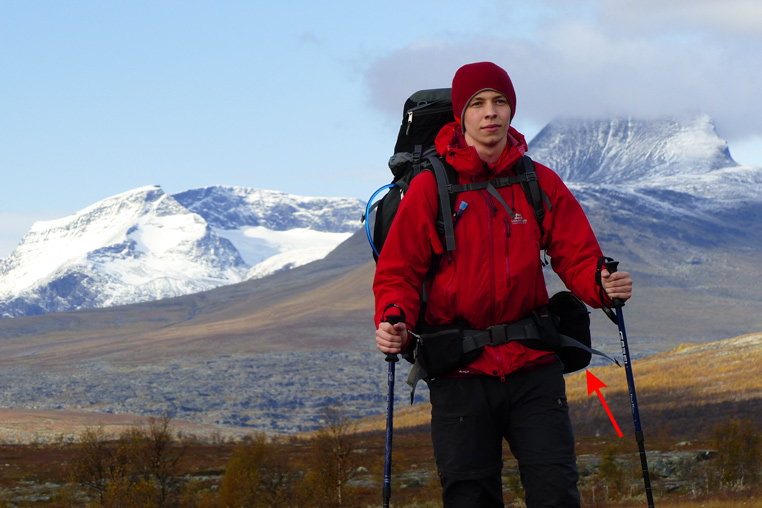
362 88 548 262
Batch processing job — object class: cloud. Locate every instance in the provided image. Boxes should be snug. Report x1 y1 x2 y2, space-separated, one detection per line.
597 0 762 37
362 1 762 143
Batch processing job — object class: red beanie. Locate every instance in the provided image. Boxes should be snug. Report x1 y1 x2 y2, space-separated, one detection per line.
451 62 516 127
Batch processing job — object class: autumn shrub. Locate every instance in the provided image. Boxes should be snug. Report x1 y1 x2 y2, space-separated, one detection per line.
598 444 627 501
71 415 186 508
298 405 361 508
219 432 296 508
711 419 762 489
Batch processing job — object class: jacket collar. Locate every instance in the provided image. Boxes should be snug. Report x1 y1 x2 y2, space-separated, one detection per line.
435 121 528 181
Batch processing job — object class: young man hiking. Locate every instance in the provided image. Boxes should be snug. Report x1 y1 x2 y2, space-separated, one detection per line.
373 61 633 507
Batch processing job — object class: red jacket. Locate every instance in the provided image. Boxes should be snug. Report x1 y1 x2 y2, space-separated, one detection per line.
374 122 609 377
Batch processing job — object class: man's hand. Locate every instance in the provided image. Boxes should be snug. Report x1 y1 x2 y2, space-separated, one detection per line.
376 321 410 355
600 268 633 302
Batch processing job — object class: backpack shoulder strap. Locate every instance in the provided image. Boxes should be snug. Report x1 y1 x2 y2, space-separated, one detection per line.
518 155 552 232
427 156 458 252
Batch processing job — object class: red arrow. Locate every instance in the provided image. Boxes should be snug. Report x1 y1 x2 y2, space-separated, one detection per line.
586 370 623 438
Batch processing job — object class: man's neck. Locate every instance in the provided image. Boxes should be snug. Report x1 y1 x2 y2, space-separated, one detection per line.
476 137 508 165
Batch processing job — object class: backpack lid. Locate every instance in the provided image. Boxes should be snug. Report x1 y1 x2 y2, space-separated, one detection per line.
393 88 453 155
407 88 451 105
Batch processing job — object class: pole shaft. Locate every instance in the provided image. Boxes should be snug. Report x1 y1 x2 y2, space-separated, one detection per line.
616 307 655 508
383 360 395 508
382 314 402 508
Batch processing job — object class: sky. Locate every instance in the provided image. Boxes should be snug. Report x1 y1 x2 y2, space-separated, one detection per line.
2 0 762 258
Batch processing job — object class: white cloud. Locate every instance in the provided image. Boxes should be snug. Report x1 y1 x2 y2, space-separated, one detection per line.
363 1 762 144
598 0 762 37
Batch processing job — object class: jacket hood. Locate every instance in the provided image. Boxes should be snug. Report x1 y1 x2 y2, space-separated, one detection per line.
435 121 528 180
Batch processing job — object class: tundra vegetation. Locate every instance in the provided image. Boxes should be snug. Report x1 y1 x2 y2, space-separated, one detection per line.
0 409 760 507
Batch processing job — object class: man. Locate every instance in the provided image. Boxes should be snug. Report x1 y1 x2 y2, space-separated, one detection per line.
374 61 632 507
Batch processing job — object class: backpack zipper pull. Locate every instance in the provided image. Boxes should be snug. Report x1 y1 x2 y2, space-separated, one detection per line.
406 110 414 135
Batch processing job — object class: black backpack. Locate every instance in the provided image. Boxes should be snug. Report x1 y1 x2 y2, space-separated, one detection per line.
362 88 549 262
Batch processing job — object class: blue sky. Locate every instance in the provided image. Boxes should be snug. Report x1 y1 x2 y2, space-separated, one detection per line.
2 0 761 258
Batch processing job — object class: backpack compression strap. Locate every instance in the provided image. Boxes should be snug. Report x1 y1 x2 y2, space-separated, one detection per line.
442 156 552 242
448 176 522 219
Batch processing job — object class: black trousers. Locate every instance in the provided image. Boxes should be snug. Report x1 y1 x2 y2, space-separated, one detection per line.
426 361 581 508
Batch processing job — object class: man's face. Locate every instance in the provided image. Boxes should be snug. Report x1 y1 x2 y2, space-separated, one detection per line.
462 90 512 155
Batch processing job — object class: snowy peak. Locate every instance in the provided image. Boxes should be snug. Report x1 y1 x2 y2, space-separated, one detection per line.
2 186 184 289
173 186 363 232
527 115 762 253
528 115 737 184
0 186 248 317
171 185 363 278
0 185 364 318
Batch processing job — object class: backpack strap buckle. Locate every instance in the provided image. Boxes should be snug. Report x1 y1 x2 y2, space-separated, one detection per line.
487 324 508 345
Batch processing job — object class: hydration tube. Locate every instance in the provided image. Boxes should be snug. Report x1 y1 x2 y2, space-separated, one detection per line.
364 184 395 258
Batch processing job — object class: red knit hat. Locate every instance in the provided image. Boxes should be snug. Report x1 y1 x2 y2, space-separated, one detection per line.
451 62 516 128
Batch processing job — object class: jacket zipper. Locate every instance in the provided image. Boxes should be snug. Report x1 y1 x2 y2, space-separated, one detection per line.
488 210 506 381
504 218 511 287
486 197 496 324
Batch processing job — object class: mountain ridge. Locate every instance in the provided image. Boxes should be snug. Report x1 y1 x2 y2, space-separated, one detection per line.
0 185 364 318
529 114 738 183
173 185 362 232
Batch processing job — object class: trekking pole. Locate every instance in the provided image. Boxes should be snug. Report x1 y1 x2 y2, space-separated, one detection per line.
382 310 405 508
605 260 655 508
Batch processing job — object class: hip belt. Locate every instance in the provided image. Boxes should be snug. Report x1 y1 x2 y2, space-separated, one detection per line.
404 294 619 403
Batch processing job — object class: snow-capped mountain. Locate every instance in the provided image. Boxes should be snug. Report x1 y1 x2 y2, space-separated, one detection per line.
0 186 364 318
529 114 738 184
525 114 762 317
529 115 762 250
172 186 363 279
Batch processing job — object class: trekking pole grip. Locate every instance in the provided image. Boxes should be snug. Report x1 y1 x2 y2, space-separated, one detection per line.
385 315 403 362
603 260 626 308
382 304 406 362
